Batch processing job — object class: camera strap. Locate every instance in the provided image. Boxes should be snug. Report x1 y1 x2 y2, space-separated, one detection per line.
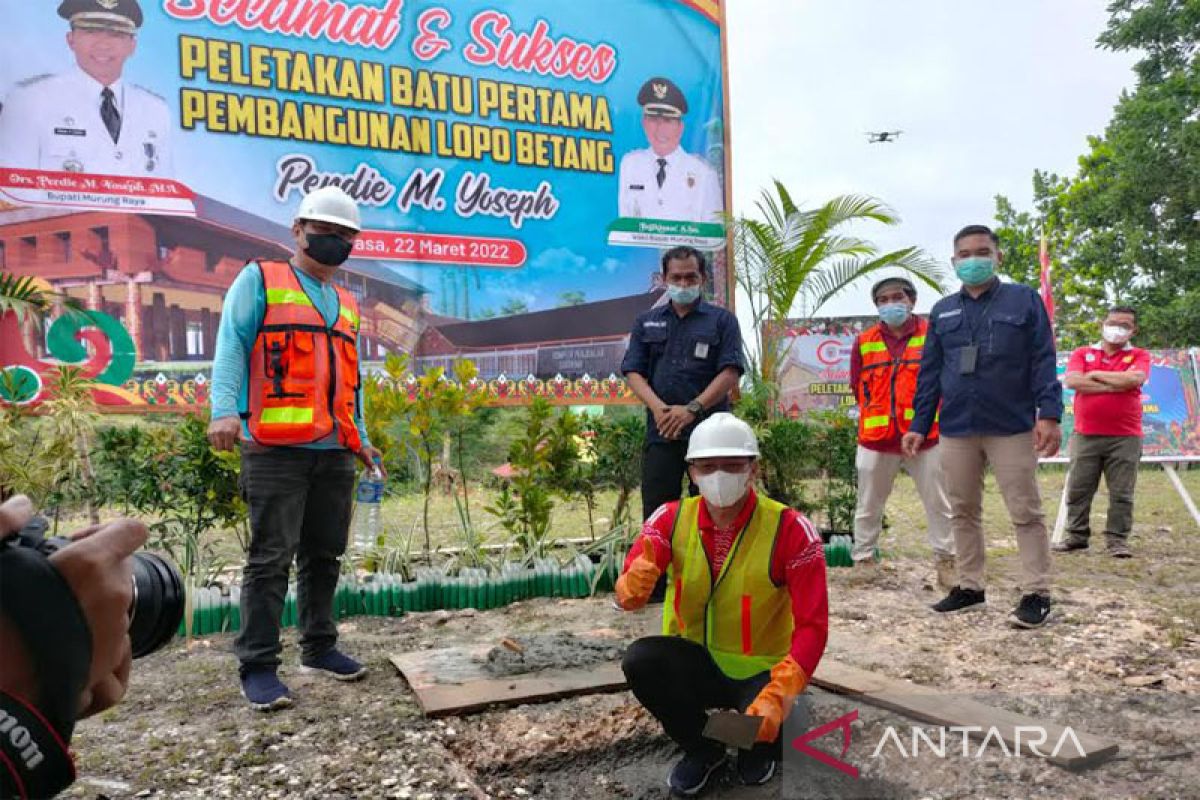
0 690 76 799
0 545 92 797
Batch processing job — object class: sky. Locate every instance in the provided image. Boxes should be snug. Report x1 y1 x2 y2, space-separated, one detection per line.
725 0 1138 318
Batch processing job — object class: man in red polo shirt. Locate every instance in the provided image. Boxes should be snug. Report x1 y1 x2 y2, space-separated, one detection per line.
614 413 828 795
1056 306 1150 558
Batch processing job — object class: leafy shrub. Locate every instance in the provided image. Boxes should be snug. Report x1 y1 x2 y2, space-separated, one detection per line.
590 412 646 530
758 416 819 513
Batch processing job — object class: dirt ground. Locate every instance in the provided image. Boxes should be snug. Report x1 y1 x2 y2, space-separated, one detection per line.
61 472 1198 800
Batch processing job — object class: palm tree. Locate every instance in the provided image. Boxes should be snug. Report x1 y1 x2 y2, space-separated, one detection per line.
0 272 54 321
734 181 949 411
0 271 99 515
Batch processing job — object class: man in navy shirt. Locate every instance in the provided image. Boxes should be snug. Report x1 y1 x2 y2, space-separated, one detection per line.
903 225 1062 629
621 246 744 519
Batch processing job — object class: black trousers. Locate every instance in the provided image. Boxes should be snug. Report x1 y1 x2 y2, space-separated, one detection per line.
641 439 698 519
234 445 357 671
622 636 778 759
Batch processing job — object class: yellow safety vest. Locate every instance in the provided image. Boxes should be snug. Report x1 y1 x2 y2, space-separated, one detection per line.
662 495 793 680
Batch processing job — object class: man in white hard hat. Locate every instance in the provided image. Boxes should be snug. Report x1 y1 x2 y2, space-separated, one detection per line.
851 276 955 588
615 413 829 795
208 186 383 711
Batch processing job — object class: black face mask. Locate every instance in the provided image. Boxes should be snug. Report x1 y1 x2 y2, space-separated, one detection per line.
303 232 353 267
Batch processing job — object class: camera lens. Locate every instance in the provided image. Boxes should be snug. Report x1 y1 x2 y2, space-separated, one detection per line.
128 553 185 659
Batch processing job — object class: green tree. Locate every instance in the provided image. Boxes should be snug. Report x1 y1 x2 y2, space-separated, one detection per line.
485 398 556 558
499 298 530 316
734 182 949 412
993 171 1130 348
557 290 586 307
590 413 645 531
442 359 488 563
995 0 1199 347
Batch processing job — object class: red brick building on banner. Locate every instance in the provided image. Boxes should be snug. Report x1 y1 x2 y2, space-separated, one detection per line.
415 289 666 381
0 196 427 362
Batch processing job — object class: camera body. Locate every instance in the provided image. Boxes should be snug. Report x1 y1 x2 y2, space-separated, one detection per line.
10 517 185 659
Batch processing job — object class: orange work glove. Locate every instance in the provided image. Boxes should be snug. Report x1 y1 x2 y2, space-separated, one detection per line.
614 537 665 610
744 655 809 743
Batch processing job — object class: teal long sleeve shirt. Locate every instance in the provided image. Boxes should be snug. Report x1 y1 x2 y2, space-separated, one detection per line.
209 262 370 450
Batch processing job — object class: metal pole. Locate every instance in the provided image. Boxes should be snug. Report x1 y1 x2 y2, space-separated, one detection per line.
1162 463 1200 530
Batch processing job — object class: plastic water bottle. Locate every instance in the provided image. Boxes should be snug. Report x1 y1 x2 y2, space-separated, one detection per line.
353 466 384 553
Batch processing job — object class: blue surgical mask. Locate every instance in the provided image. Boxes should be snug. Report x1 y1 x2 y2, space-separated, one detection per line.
955 256 996 287
878 303 910 327
666 284 701 305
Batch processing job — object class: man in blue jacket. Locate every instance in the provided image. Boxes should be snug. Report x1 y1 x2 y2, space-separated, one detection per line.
902 225 1062 629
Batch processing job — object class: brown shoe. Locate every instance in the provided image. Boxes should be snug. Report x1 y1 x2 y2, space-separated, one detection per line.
1106 539 1133 558
934 556 957 592
1052 537 1089 553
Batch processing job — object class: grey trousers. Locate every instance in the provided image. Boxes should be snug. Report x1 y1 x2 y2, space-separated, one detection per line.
234 445 357 671
1065 434 1141 542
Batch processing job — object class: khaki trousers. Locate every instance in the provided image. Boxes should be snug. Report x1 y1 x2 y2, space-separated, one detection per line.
939 433 1052 595
852 445 955 561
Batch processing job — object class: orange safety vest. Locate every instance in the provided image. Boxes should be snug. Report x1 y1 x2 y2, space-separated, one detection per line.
245 260 363 452
856 318 938 444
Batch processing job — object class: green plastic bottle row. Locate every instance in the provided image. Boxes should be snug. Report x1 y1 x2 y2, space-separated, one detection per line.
820 535 881 567
824 534 855 568
174 555 629 638
175 542 867 640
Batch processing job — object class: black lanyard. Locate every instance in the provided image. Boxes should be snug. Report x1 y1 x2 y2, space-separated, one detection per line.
962 282 1001 345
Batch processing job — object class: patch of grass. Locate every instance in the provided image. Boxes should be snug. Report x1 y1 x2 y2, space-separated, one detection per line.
878 463 1199 618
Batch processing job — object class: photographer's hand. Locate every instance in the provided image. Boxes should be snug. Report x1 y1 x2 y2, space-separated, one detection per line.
0 494 34 537
49 519 148 718
0 496 39 702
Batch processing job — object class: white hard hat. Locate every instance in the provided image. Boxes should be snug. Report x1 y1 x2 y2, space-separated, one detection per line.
686 412 760 460
295 186 361 232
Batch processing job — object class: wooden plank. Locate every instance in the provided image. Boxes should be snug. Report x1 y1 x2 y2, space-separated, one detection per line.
811 659 1119 769
390 652 626 717
391 643 1118 768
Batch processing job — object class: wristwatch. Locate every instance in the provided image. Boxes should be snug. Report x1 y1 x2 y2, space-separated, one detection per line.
686 399 705 417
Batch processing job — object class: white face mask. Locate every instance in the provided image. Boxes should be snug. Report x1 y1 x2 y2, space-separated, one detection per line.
694 470 750 508
1102 325 1132 345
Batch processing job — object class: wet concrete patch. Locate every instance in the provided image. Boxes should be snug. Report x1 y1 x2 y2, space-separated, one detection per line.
482 632 627 677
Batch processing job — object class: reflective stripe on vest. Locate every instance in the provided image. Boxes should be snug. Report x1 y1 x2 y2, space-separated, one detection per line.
246 261 362 452
266 287 360 331
662 496 792 680
265 287 315 309
259 407 315 425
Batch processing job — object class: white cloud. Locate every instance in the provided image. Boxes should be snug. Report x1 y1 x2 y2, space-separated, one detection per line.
530 247 589 273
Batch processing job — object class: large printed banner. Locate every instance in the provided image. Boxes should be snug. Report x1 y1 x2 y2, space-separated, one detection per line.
774 318 1200 461
0 0 729 408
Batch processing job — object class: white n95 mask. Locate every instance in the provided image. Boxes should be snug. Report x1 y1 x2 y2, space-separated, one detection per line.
695 470 750 508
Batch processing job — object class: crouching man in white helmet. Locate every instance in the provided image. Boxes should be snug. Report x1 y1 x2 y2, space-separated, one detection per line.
616 412 829 794
207 186 384 711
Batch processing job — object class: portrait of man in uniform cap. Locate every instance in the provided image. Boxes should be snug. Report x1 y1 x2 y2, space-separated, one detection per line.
0 0 173 178
617 76 723 224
